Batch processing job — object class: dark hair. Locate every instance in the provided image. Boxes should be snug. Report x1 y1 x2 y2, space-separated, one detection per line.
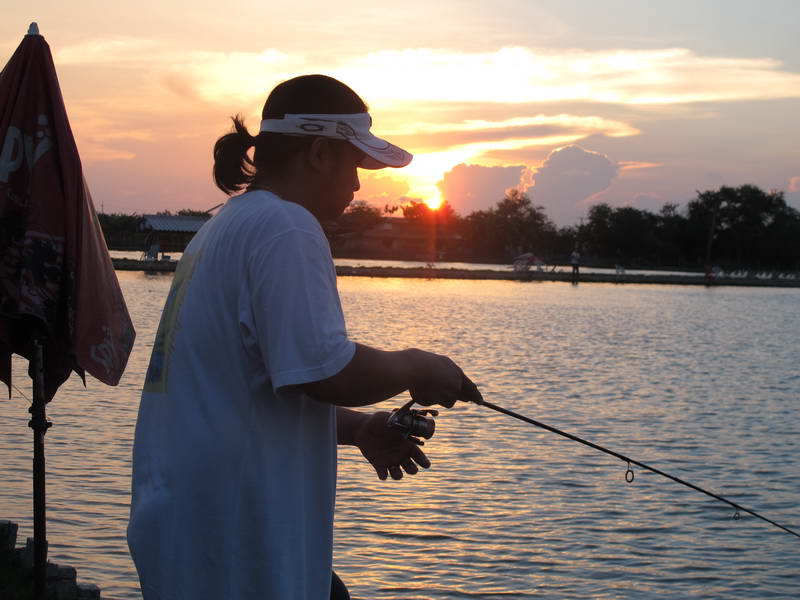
212 74 368 195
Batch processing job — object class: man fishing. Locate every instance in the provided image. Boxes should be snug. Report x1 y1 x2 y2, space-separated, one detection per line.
127 74 481 600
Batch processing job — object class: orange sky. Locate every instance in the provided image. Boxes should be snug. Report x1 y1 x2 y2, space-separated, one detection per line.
2 1 799 225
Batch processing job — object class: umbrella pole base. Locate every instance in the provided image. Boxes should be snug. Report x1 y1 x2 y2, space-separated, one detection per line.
28 338 51 600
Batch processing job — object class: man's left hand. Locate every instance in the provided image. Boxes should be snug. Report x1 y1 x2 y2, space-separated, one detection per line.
355 411 431 481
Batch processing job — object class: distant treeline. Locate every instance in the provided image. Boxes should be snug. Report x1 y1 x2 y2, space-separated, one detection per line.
98 185 800 270
337 184 798 270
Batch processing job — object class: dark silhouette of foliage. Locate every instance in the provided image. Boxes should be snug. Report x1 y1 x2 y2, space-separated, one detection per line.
461 190 558 262
582 204 660 265
176 208 213 218
338 200 384 233
399 200 461 257
685 185 793 268
402 200 457 225
458 184 799 268
97 212 141 234
96 184 800 270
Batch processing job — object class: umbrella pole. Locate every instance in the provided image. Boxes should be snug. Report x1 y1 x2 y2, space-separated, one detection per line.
29 337 51 600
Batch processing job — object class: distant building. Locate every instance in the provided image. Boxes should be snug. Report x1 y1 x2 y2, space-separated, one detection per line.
140 214 210 255
331 217 464 261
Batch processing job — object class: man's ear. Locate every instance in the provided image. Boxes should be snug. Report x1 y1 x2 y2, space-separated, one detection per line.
307 137 331 173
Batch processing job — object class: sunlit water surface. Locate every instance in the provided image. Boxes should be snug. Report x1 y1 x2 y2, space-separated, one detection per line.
2 272 798 599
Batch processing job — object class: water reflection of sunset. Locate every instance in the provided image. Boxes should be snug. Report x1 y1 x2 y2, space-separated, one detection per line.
3 272 798 598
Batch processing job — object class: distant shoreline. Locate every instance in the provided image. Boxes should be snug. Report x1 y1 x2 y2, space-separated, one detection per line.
111 258 799 288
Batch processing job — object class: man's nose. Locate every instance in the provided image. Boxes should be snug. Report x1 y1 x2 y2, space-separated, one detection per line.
353 172 360 192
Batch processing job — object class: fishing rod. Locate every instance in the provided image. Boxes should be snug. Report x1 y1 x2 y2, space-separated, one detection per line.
389 384 800 540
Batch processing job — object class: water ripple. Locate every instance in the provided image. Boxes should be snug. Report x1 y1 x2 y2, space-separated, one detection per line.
1 274 799 599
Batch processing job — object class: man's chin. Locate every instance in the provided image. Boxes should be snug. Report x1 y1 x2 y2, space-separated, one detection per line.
321 206 349 223
337 198 354 217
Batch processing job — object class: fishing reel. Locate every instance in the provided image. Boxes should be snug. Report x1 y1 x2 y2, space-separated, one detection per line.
387 400 437 445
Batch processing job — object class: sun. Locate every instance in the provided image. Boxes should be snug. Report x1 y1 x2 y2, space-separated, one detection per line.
424 194 443 210
394 150 473 212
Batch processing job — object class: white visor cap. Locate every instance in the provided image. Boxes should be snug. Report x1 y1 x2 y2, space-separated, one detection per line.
259 113 412 169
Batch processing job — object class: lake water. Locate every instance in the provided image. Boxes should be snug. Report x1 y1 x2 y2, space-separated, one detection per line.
2 272 799 599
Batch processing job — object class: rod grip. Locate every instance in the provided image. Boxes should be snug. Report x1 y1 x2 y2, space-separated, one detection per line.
460 376 484 405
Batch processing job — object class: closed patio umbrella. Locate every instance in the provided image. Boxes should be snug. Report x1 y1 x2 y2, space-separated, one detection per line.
0 23 136 599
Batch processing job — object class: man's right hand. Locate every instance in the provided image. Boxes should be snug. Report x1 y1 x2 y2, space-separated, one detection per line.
408 349 482 408
298 343 482 408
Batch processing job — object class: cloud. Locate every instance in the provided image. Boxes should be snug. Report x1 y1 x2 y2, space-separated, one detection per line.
524 145 618 226
631 192 665 212
619 161 663 171
386 114 638 154
354 172 410 206
38 34 800 218
336 47 800 106
55 37 163 64
77 144 137 163
56 40 800 109
437 164 527 215
382 115 638 204
55 37 304 107
586 189 665 213
787 177 800 209
476 146 552 166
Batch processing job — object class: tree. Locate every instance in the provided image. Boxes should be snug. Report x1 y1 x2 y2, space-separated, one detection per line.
399 200 462 259
609 207 659 263
338 200 383 233
686 185 792 268
97 212 141 234
462 190 557 262
401 200 433 222
323 183 800 270
177 208 212 218
401 200 457 225
654 203 687 266
762 204 800 268
582 203 614 257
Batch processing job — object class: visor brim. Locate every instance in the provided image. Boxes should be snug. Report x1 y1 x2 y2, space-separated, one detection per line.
348 133 412 170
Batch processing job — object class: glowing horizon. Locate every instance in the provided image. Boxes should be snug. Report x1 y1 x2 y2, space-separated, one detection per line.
3 3 798 225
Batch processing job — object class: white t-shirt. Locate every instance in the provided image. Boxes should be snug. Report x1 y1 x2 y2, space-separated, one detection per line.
128 190 355 600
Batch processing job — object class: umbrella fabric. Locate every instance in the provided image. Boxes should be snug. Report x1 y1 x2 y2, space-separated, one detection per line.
0 29 135 401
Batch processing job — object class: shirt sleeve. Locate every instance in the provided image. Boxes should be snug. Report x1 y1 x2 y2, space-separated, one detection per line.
246 227 355 391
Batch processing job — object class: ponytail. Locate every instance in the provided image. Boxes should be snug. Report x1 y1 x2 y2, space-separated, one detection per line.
213 115 256 195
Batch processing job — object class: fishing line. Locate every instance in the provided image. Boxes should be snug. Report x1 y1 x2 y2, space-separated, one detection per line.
10 383 31 403
461 390 799 540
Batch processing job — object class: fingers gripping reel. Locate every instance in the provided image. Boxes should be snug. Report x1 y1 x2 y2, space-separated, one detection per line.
387 400 437 445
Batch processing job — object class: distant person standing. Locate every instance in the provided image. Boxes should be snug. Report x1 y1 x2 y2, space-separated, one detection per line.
571 248 581 283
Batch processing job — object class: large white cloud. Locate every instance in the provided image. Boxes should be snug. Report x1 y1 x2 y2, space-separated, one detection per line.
524 145 618 226
437 164 527 215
